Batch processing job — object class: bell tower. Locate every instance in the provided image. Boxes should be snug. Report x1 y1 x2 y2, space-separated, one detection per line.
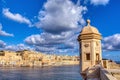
78 19 102 74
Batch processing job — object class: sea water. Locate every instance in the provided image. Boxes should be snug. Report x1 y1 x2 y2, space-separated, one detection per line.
0 65 83 80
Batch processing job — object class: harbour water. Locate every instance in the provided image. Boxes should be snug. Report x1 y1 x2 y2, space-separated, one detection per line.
0 65 83 80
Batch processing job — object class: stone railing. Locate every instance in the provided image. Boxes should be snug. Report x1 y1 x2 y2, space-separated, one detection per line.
100 67 118 80
86 65 100 79
85 64 118 80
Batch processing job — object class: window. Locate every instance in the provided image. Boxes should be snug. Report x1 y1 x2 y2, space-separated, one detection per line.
39 58 42 61
96 53 99 61
16 54 19 56
86 53 90 60
0 52 5 56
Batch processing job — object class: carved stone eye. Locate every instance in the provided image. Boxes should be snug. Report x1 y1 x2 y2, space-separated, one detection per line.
84 44 89 47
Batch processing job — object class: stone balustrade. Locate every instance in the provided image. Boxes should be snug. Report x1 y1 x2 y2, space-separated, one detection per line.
85 65 118 80
100 68 117 80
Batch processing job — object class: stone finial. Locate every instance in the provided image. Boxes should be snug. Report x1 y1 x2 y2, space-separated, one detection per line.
87 19 90 26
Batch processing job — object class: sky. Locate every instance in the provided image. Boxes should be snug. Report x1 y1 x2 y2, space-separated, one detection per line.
0 0 120 61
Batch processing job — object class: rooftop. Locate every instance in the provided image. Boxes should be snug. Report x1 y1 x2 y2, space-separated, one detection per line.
80 19 101 35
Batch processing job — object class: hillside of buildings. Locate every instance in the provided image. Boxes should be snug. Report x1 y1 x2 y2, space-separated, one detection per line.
0 50 79 67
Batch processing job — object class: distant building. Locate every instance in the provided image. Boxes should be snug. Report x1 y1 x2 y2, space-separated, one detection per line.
0 50 79 67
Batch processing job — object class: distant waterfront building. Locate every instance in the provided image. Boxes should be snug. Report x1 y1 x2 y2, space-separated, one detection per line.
0 50 79 67
78 19 102 76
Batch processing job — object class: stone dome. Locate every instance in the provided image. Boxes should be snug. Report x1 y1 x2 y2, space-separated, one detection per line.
81 19 100 35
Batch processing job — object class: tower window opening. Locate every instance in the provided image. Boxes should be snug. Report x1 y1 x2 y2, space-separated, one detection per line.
0 52 5 56
86 53 90 60
96 53 99 61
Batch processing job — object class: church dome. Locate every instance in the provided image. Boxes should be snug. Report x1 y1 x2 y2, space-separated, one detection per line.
81 19 100 35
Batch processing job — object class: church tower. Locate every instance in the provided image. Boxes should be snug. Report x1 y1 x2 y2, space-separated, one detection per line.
78 19 102 74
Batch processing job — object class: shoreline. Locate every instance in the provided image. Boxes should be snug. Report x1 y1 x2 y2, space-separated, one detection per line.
0 64 80 69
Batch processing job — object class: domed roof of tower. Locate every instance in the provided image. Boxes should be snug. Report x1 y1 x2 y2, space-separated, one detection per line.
81 19 100 35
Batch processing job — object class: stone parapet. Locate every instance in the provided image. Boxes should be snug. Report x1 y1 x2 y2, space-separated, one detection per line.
100 68 118 80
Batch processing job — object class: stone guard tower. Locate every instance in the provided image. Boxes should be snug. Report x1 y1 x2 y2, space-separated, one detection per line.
78 20 102 78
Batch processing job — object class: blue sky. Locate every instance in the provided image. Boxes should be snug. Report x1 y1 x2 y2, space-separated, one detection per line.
0 0 120 61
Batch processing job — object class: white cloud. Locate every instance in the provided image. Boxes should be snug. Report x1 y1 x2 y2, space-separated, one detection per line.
24 31 78 54
0 40 33 51
4 44 33 51
25 32 73 46
0 23 14 37
0 40 6 48
2 8 32 26
24 0 87 55
35 46 56 54
35 0 87 34
102 34 120 51
90 0 110 6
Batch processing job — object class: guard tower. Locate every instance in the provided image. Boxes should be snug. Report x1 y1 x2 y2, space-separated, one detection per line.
78 19 102 77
